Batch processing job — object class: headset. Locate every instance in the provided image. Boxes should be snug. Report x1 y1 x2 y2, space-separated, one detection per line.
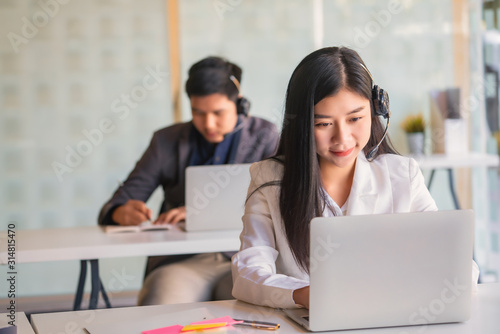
229 75 251 117
359 63 391 162
220 74 250 138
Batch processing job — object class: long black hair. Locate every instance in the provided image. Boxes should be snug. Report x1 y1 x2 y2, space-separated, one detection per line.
269 47 398 273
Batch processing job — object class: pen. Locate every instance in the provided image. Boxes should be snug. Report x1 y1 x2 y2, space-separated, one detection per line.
232 319 280 330
117 180 153 223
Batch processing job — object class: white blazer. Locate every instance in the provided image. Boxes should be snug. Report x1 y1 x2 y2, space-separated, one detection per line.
232 153 478 309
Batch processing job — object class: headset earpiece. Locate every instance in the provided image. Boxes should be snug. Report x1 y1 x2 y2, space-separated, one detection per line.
237 97 251 116
372 85 390 119
229 74 250 117
360 62 391 162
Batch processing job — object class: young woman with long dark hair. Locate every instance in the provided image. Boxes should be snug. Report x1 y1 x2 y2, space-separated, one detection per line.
231 47 478 309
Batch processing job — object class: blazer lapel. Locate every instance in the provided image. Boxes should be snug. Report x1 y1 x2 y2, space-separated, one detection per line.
233 117 251 163
348 153 381 215
177 123 193 181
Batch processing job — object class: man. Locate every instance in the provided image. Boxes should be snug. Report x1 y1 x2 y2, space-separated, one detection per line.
98 56 279 305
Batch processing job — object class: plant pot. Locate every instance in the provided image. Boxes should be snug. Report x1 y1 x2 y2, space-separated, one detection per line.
407 132 424 155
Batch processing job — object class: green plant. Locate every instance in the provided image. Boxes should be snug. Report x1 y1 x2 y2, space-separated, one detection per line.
494 130 500 154
401 113 425 133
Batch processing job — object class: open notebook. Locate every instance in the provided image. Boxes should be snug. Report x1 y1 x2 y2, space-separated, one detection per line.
102 222 171 234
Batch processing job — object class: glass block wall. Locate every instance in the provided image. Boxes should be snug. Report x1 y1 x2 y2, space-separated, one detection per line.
0 0 170 297
178 0 315 126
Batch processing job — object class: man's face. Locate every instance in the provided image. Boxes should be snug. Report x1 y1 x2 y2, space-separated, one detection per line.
190 93 238 143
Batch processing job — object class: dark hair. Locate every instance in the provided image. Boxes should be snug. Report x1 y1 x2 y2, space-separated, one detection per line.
270 47 397 273
185 56 242 103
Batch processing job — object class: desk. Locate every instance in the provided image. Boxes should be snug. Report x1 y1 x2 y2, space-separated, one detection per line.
0 312 35 334
410 153 499 209
30 283 500 334
0 226 241 310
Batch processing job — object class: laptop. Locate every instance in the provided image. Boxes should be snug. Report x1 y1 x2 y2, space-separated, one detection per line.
284 210 474 332
184 163 251 232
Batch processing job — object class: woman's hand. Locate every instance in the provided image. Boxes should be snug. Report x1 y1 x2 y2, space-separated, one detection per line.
153 206 186 225
293 286 310 309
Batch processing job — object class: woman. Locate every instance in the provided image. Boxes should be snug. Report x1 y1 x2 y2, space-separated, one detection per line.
231 47 478 309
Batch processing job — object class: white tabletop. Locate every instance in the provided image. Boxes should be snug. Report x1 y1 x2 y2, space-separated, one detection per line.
409 152 499 169
30 283 500 334
0 225 241 264
0 312 35 334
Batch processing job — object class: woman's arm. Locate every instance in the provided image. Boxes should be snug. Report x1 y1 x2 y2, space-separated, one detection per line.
231 162 309 309
408 158 438 212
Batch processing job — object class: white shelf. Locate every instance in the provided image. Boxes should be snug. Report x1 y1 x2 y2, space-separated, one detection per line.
409 153 499 169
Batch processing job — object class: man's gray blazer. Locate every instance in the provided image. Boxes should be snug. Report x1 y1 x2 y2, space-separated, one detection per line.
98 116 279 274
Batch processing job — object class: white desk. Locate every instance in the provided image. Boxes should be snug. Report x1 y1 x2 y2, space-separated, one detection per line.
30 283 500 334
0 225 241 310
0 225 240 264
0 312 35 334
410 152 499 209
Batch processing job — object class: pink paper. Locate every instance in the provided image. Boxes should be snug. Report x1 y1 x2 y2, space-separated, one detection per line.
191 316 243 326
142 324 183 334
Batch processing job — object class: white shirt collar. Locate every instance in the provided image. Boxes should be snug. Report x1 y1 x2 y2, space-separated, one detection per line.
321 188 348 217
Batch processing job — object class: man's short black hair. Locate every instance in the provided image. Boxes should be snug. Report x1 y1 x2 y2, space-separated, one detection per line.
185 56 242 103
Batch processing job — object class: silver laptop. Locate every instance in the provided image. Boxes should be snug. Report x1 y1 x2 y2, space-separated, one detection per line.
284 210 474 332
185 164 251 232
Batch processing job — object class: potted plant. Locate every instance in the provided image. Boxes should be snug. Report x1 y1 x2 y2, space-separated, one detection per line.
401 113 425 155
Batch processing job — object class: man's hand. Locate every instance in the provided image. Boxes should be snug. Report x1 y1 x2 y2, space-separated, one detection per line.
154 206 186 225
112 200 153 226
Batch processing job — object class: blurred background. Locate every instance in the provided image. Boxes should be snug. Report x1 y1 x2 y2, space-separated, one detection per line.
0 0 499 312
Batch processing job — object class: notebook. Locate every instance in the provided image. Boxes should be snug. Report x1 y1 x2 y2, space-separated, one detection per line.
102 222 171 234
184 164 251 232
284 210 474 332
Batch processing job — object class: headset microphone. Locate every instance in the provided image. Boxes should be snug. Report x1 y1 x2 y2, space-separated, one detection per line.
222 116 246 139
359 63 391 162
366 114 390 161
